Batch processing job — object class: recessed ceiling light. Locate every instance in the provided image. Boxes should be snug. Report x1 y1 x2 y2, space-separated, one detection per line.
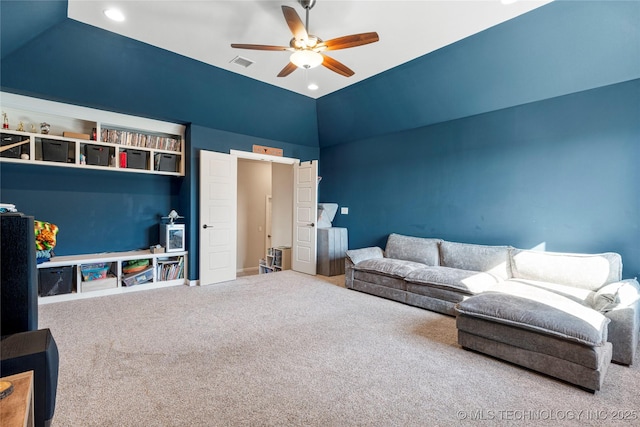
104 8 125 22
308 83 319 91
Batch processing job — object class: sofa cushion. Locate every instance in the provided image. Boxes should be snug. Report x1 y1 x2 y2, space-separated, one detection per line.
353 271 407 291
384 234 440 266
456 281 610 347
501 278 593 305
406 282 468 305
405 266 501 295
440 241 511 280
345 247 384 265
353 258 426 279
456 315 606 370
510 249 622 291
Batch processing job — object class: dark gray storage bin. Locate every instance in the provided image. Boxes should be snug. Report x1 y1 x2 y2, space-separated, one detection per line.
85 144 110 166
125 149 148 170
1 133 25 158
42 139 69 163
155 153 178 173
38 266 74 297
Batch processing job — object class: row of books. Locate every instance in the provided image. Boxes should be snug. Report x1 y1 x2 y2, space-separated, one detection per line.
101 128 180 152
157 256 184 281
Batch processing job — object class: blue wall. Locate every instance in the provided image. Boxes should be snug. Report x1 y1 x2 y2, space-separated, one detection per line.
1 1 639 281
1 13 318 280
316 0 640 279
317 0 640 147
1 19 318 146
1 163 180 254
320 79 640 278
0 0 67 58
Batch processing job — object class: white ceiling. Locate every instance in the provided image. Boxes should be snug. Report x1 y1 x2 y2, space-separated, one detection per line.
68 0 552 99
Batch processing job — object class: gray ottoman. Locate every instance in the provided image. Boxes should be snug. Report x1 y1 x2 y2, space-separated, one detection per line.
455 283 612 392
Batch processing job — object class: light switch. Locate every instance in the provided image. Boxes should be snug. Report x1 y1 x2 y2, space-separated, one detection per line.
341 207 349 215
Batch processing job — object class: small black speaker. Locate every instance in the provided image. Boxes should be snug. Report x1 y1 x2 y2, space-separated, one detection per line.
1 329 59 427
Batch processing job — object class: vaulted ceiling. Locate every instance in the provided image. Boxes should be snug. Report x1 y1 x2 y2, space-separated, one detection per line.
66 0 552 98
1 1 638 148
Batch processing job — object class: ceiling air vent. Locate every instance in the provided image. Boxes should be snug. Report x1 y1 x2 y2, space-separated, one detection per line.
230 56 254 68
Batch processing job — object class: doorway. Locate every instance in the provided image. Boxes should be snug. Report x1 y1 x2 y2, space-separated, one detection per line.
199 149 317 286
236 159 293 276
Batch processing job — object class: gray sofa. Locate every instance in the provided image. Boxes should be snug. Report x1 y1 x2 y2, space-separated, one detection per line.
345 233 640 390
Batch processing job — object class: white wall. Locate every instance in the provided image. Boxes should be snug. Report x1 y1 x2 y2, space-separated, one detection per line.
237 159 271 271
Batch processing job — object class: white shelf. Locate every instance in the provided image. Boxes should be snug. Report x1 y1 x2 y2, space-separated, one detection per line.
259 247 291 274
1 92 185 176
37 249 187 304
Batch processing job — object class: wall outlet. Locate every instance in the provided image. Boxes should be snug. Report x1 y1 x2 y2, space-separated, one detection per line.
341 207 349 215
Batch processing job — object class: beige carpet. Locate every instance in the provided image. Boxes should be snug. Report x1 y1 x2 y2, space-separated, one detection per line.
40 271 640 426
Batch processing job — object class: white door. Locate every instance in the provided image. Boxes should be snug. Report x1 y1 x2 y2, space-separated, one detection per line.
292 161 318 275
199 150 237 285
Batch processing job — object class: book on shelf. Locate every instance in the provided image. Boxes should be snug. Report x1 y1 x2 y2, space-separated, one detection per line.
157 256 184 281
101 128 181 152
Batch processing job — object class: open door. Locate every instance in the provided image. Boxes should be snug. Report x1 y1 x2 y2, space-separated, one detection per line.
199 150 237 285
292 160 318 275
265 195 273 256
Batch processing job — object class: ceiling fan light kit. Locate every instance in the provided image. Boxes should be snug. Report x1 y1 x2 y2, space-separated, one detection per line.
231 1 379 78
290 50 323 69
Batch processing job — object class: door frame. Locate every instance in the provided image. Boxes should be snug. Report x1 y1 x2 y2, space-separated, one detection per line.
232 149 298 265
200 149 317 283
230 149 297 165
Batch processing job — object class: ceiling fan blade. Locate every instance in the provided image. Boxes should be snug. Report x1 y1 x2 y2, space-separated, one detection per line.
321 54 354 77
277 62 298 78
320 32 380 51
282 5 308 43
231 43 291 51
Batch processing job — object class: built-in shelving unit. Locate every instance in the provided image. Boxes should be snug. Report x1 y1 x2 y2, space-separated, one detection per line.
0 92 185 176
37 249 187 304
259 246 291 274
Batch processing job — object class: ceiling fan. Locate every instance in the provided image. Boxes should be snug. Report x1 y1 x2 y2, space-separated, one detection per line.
231 0 379 78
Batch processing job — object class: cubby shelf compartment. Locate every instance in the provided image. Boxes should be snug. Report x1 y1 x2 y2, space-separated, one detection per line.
0 92 185 176
37 249 188 304
259 246 291 274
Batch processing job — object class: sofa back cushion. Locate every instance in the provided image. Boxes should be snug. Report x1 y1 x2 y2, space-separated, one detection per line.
510 249 622 291
440 241 511 280
384 234 440 266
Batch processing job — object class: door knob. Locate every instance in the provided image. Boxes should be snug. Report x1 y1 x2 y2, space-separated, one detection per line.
203 224 212 229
